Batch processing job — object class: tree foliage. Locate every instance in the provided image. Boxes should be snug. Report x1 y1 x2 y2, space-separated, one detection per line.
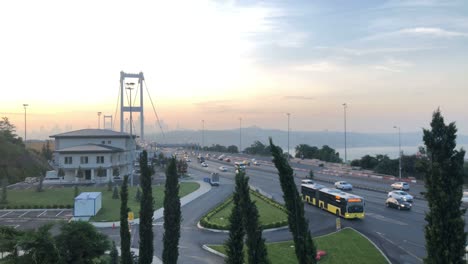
295 144 342 163
244 141 281 156
225 173 245 264
139 151 154 264
120 175 132 264
110 241 119 264
423 109 466 264
112 186 120 199
270 138 316 264
41 140 53 161
18 223 60 264
163 158 181 264
55 221 110 264
238 172 270 264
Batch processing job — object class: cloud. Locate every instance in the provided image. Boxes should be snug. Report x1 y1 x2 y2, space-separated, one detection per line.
293 61 339 72
373 58 413 73
364 27 468 40
283 96 315 101
313 46 442 56
193 100 235 113
275 32 308 48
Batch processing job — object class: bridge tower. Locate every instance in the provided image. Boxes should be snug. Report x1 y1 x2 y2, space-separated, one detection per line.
120 71 145 140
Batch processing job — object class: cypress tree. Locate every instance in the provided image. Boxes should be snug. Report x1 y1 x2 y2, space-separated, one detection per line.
423 109 466 264
112 186 120 199
269 138 316 264
110 241 119 264
162 158 181 264
238 172 270 264
139 150 154 264
120 175 132 264
1 177 7 204
225 172 245 264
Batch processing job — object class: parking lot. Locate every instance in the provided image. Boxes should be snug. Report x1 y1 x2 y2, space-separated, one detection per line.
0 209 73 230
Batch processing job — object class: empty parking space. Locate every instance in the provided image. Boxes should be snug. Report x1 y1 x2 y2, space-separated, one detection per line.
0 209 73 230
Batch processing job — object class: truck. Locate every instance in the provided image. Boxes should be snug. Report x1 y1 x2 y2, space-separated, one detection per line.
204 172 220 186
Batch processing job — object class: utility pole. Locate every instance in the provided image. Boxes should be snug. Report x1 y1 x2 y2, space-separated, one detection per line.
342 103 347 164
126 83 135 137
239 117 242 153
394 126 402 179
287 113 290 160
23 104 28 142
97 112 102 129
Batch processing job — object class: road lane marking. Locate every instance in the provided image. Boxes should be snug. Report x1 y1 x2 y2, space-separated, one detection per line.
37 210 47 217
56 210 64 217
366 212 408 226
18 211 30 218
376 232 423 263
0 211 13 218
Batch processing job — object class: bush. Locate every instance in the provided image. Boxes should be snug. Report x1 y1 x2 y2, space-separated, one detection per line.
66 204 72 209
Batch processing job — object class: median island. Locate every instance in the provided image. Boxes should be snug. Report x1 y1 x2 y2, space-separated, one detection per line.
207 228 388 264
200 189 288 230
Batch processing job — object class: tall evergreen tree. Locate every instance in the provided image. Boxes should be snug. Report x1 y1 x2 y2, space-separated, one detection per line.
120 175 132 264
225 173 245 264
162 158 181 264
238 172 270 264
1 177 7 204
139 150 154 264
110 241 119 264
423 109 466 264
269 138 316 264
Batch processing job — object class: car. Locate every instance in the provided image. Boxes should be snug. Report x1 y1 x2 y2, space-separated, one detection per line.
225 158 231 162
462 192 468 203
219 166 228 172
253 161 260 166
301 179 314 184
386 197 412 210
388 190 413 203
201 162 208 167
391 182 410 191
334 181 353 191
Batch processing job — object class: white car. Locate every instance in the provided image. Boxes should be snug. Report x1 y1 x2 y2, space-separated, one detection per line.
201 162 208 167
301 179 314 184
388 190 414 203
391 182 410 191
334 181 353 191
219 166 228 172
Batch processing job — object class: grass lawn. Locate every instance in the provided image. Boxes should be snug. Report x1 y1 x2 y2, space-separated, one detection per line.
207 193 288 228
2 182 200 222
207 228 388 264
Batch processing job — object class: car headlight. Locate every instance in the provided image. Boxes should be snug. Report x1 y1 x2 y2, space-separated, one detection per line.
401 204 405 207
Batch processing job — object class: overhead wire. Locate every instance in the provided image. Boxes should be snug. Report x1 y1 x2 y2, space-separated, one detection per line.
143 80 166 142
113 82 121 130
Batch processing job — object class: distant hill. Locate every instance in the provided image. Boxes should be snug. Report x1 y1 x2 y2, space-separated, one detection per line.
145 126 468 151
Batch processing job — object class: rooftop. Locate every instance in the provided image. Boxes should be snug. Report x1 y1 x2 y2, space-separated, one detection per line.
56 144 124 153
75 192 101 200
50 129 136 138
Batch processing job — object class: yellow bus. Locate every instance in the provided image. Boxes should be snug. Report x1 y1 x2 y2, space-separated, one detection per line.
301 184 365 219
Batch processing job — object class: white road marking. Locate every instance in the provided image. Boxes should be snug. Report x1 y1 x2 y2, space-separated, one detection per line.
366 212 408 226
0 211 13 218
18 211 30 218
56 210 64 217
37 210 47 217
152 222 164 226
376 232 423 263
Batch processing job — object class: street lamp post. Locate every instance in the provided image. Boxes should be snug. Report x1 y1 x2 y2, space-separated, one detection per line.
287 113 290 160
342 103 347 164
394 126 402 179
239 117 242 153
23 104 28 142
97 112 102 129
202 120 205 151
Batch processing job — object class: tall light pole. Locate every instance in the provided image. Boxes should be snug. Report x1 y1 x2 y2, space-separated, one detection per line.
287 113 290 160
342 103 347 164
239 117 242 153
23 104 28 142
97 112 102 129
202 120 205 151
125 82 135 137
394 126 402 179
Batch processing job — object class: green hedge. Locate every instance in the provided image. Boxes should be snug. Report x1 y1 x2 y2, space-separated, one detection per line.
199 190 288 230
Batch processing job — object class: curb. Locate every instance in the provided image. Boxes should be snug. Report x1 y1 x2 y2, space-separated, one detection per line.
197 221 289 233
202 244 226 258
348 227 392 264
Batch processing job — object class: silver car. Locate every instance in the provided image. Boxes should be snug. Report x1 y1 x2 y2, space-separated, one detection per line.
388 190 413 203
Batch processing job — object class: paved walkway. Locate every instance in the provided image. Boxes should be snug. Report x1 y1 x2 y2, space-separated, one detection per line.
91 180 211 227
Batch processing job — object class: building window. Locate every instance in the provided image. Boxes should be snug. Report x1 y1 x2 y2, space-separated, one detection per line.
101 140 105 144
96 156 104 164
107 140 111 144
64 157 73 164
80 156 89 164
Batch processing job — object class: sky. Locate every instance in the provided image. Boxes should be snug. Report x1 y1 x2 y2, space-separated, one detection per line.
1 0 467 139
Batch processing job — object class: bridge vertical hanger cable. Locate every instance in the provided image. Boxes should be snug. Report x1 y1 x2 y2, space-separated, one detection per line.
143 80 166 142
113 83 121 130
